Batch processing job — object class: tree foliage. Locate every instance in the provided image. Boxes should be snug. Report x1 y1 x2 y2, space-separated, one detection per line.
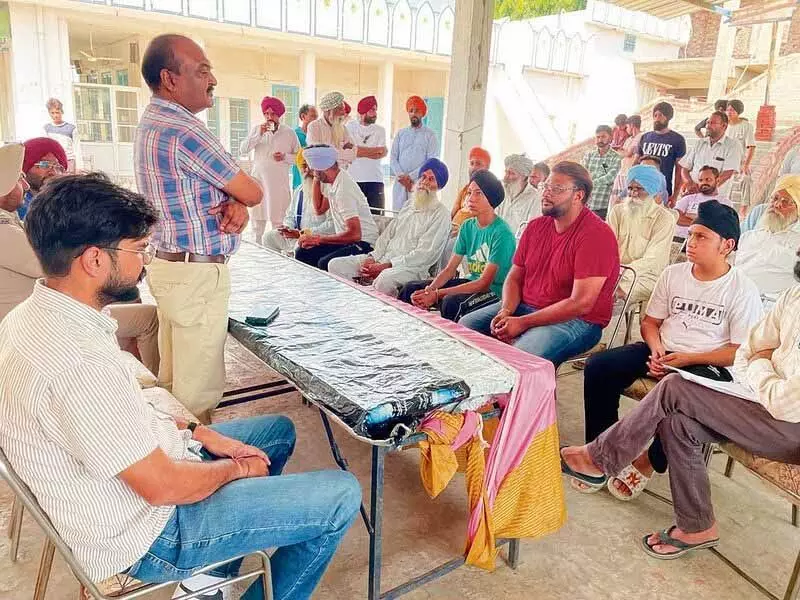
494 0 587 20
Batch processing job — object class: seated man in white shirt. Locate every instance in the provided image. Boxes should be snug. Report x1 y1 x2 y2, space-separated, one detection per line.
294 144 379 271
579 201 763 500
679 111 742 198
263 149 334 255
561 258 800 561
496 153 541 238
673 165 730 239
736 175 800 296
328 158 450 297
0 173 360 599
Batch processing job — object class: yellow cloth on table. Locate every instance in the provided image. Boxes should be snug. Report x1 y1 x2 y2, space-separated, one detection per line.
419 410 564 570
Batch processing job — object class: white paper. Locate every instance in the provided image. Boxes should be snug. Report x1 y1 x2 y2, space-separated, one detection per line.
664 366 757 402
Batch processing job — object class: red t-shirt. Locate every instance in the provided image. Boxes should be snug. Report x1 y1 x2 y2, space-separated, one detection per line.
513 206 620 327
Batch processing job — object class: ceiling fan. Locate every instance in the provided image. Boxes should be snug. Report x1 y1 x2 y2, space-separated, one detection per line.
79 32 122 63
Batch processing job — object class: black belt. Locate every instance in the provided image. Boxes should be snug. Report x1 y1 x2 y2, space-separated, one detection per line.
155 250 229 264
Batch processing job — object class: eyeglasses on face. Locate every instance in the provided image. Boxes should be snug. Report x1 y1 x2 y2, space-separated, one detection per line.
98 243 156 264
541 183 578 194
33 161 65 173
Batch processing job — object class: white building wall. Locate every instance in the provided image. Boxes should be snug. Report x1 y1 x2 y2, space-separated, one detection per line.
5 0 690 183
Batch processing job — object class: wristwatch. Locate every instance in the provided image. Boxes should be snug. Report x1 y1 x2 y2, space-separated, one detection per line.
187 422 199 436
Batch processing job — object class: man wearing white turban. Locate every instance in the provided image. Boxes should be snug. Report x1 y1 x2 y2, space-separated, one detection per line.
496 153 541 237
736 175 800 296
606 165 677 306
306 91 385 168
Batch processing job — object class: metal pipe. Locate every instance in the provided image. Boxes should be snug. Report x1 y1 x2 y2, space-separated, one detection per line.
765 21 779 106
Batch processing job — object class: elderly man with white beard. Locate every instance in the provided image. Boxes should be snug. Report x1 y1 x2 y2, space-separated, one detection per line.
263 149 334 255
328 158 451 297
496 153 541 238
306 91 385 168
606 165 677 307
736 175 800 296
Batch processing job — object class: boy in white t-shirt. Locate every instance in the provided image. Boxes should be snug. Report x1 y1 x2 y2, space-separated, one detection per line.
579 200 763 499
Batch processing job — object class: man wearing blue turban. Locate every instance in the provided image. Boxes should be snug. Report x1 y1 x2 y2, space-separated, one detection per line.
606 164 677 307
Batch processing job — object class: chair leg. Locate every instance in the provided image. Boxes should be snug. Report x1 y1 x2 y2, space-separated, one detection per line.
8 497 23 562
792 504 798 528
785 547 800 600
724 456 735 478
33 539 55 600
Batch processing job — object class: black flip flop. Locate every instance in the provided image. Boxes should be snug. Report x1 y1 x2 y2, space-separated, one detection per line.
560 456 607 491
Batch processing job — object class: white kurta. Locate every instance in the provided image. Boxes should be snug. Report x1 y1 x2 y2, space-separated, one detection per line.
240 123 300 227
306 117 356 166
495 183 542 238
736 223 800 296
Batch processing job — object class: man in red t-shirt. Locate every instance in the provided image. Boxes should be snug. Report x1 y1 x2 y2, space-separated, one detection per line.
460 161 620 366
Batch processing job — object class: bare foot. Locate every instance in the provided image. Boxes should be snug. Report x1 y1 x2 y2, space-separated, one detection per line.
645 524 719 555
560 446 604 478
610 452 655 498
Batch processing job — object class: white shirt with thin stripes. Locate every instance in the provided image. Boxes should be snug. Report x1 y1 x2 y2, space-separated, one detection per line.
0 282 200 581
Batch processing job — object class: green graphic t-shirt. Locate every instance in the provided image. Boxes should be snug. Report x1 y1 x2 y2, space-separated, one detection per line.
453 216 516 297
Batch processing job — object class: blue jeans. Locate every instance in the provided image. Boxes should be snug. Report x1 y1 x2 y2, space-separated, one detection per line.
458 301 602 366
127 415 362 600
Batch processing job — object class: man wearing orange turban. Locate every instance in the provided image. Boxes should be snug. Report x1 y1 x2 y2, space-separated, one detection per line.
389 95 439 210
346 96 388 209
240 95 301 244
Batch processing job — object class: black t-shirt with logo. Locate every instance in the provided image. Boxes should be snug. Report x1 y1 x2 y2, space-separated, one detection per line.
638 130 687 196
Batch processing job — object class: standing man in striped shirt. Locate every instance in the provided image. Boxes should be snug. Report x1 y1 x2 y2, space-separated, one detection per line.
134 34 262 422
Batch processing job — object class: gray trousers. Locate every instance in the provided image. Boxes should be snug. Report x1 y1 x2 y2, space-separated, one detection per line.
588 373 800 532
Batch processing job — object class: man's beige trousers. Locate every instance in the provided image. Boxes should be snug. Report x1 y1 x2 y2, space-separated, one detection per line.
146 259 230 420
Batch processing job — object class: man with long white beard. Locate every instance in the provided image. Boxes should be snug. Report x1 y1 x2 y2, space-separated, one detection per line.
306 91 384 168
263 149 334 254
496 153 541 237
736 175 800 296
328 158 450 297
606 165 677 306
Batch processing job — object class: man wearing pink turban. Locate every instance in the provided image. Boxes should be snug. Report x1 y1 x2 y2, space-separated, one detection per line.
240 96 301 244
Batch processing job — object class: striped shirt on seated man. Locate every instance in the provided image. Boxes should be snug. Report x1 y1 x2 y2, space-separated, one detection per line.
133 34 262 422
0 173 360 600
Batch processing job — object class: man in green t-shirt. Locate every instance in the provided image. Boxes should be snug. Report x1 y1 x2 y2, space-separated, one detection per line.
398 169 516 321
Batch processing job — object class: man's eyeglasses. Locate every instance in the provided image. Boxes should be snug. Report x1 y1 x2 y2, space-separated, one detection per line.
771 194 795 208
33 161 64 173
627 185 646 196
541 183 578 194
99 243 156 264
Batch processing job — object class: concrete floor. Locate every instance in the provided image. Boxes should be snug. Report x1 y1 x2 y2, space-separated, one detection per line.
1 340 798 600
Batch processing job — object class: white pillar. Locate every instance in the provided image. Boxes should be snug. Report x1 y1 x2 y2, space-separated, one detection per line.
707 1 739 101
301 51 316 105
441 0 495 209
379 60 394 137
9 4 72 141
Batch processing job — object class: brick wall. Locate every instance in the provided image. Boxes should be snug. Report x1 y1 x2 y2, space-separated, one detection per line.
684 11 722 58
733 27 752 59
780 8 800 55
